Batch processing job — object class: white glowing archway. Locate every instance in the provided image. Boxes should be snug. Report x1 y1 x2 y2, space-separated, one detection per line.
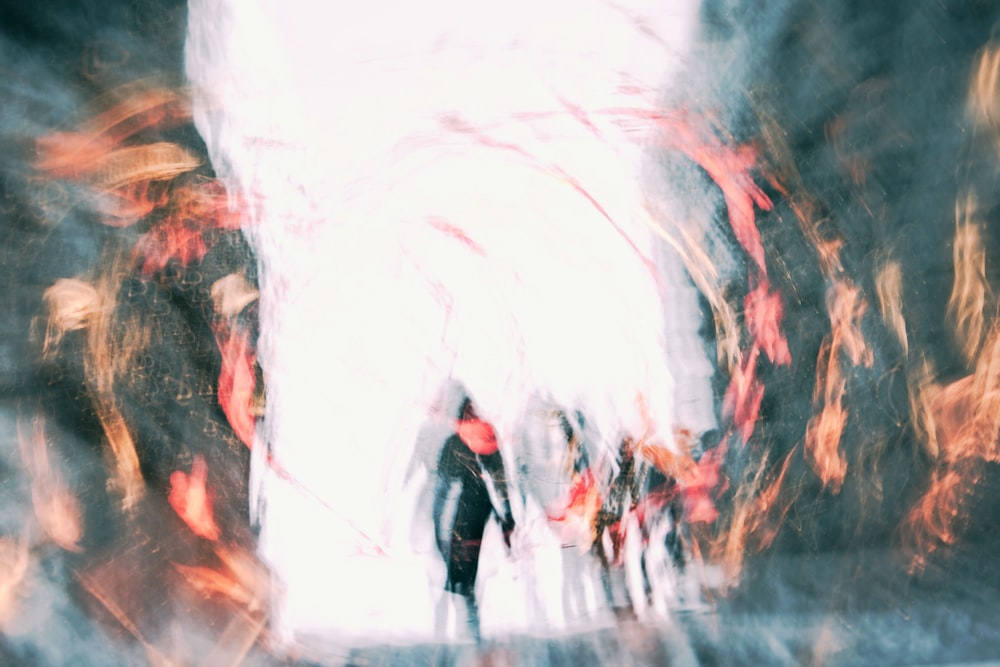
186 0 713 649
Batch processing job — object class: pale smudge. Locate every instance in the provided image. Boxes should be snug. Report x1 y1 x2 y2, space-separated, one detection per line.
41 277 100 358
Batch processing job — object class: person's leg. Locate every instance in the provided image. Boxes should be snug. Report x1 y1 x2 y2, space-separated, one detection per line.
447 492 490 641
461 588 481 644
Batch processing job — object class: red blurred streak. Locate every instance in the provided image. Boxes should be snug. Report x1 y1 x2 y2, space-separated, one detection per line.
263 455 387 557
443 115 662 287
37 89 397 557
556 96 605 139
604 108 774 275
168 455 221 542
745 282 792 366
632 481 678 527
679 445 726 525
136 217 209 275
598 107 793 462
96 180 171 226
135 180 245 276
548 468 600 523
216 326 257 450
426 217 486 256
558 168 662 283
455 418 500 455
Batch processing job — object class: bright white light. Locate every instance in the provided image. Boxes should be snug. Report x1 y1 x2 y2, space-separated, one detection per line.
186 0 712 652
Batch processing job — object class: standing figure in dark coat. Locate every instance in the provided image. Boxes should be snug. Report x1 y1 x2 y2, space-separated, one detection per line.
433 396 515 642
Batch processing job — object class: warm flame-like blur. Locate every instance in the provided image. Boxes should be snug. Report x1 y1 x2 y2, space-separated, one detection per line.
970 42 1000 142
876 260 908 356
215 327 258 449
168 455 221 542
26 79 271 663
16 412 83 552
711 447 796 583
34 85 195 226
947 193 987 366
804 280 873 491
904 322 1000 567
898 43 1000 568
18 6 1000 662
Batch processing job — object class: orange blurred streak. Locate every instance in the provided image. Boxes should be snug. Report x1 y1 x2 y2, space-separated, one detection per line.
641 213 742 370
756 112 848 277
722 346 765 443
750 448 797 549
827 280 873 369
970 42 1000 134
803 280 872 491
875 261 908 356
168 455 220 542
174 564 256 608
92 395 147 511
88 143 201 191
904 465 980 575
75 570 176 667
804 338 849 492
946 193 987 365
16 411 84 552
93 180 173 226
66 259 149 511
34 86 190 178
905 323 1000 567
932 322 1000 464
826 113 869 189
34 86 201 227
636 439 694 482
213 546 270 612
712 447 796 582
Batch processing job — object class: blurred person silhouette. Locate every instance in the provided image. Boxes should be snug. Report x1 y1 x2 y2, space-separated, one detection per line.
593 436 649 618
433 394 516 643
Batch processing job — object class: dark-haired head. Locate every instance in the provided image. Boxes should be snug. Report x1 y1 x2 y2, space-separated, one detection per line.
457 397 477 420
